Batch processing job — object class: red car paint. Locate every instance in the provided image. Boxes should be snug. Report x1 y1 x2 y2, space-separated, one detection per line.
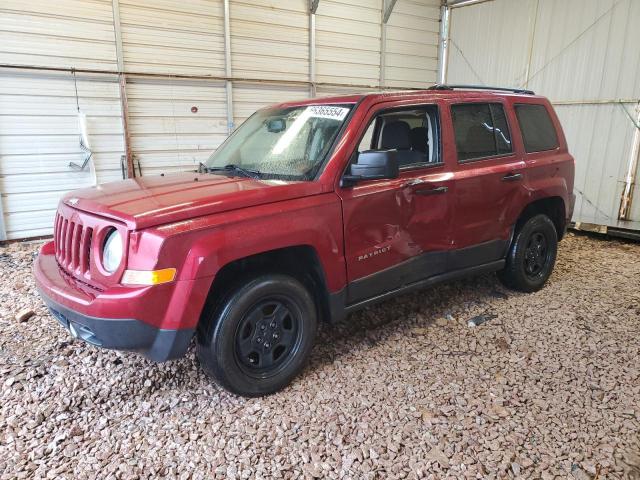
34 89 575 360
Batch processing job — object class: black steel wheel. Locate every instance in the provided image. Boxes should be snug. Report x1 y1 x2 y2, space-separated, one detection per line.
196 274 317 397
499 214 558 292
234 298 302 378
523 231 549 279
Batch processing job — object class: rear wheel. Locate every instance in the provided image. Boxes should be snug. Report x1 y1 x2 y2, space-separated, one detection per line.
196 274 317 397
499 214 558 292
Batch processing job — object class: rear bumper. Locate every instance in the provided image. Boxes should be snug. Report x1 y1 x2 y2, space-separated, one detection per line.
34 241 200 362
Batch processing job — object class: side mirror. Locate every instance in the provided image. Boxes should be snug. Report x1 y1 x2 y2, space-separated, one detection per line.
342 150 399 186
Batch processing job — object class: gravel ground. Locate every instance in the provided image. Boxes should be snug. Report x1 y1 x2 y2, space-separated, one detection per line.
1 233 639 479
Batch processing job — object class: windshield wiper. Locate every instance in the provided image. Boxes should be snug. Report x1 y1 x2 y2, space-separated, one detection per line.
203 164 261 179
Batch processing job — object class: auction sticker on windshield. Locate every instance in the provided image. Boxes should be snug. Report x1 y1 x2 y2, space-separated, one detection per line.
309 106 350 121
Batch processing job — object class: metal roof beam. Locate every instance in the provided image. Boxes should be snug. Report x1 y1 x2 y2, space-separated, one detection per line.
383 0 397 23
223 0 234 134
309 1 317 95
111 0 134 179
446 0 493 8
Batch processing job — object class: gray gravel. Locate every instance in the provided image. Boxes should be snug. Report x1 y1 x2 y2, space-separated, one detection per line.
1 233 639 479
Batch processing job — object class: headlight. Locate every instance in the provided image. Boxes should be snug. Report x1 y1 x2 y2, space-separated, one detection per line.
102 229 123 273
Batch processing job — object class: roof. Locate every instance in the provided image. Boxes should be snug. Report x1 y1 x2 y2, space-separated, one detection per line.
276 85 541 109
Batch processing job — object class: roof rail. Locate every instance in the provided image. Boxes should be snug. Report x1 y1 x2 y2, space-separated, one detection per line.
428 84 535 95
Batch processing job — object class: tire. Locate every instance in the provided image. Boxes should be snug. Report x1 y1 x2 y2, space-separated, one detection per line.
196 274 317 397
498 214 558 292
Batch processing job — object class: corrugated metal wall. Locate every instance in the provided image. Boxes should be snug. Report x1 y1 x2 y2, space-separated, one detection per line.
1 0 118 70
0 72 124 239
0 0 124 239
0 0 440 240
446 0 640 232
316 0 382 86
231 1 309 82
118 0 226 76
385 0 439 88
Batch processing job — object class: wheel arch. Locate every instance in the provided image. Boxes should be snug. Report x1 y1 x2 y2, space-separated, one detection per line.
515 196 567 239
200 245 334 328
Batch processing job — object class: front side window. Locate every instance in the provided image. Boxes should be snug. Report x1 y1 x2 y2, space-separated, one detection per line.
515 103 559 153
451 103 512 162
355 106 441 167
206 104 352 180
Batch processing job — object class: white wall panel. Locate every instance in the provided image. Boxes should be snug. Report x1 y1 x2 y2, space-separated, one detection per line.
447 0 640 100
447 0 536 87
385 0 440 88
555 103 637 227
118 0 226 76
527 0 640 102
315 85 371 98
126 80 228 175
233 84 310 125
0 71 124 239
0 0 117 70
447 0 640 229
230 0 309 82
316 0 382 86
0 0 445 238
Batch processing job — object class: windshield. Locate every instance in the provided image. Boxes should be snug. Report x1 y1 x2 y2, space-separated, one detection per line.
205 104 352 180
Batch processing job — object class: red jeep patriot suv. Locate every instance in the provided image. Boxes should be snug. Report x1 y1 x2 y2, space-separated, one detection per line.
35 85 575 396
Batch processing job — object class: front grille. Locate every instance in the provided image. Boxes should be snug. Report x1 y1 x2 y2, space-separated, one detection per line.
54 212 93 275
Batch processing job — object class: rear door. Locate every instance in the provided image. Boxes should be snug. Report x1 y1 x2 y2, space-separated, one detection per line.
447 100 527 267
338 101 455 304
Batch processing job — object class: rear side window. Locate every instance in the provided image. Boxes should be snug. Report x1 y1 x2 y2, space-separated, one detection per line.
515 104 559 153
451 103 512 161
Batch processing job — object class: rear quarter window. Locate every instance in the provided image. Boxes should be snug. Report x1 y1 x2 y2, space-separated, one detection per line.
514 104 559 153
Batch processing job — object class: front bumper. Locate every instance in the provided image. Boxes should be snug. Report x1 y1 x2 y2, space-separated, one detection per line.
41 291 193 361
34 241 201 362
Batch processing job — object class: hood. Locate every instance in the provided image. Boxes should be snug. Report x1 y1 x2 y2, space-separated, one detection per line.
62 172 324 230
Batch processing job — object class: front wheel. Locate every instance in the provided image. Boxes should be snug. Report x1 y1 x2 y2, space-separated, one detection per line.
498 214 558 292
196 274 317 397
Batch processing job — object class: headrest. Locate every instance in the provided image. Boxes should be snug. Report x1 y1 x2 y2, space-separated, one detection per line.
410 127 428 152
380 121 411 150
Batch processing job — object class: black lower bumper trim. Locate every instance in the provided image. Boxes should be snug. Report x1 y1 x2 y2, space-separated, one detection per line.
41 291 193 362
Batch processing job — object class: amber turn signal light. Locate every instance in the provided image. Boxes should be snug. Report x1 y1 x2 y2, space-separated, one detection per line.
121 268 177 285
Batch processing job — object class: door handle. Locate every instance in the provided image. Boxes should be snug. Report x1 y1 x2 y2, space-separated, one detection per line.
402 178 426 188
415 186 448 195
502 173 523 182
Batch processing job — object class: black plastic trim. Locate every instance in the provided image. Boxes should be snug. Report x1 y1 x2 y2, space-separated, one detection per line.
348 239 507 304
348 250 447 304
326 239 509 322
327 259 506 321
39 290 193 362
345 259 505 314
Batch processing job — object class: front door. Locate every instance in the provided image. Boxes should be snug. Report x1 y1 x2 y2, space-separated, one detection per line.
337 102 454 304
